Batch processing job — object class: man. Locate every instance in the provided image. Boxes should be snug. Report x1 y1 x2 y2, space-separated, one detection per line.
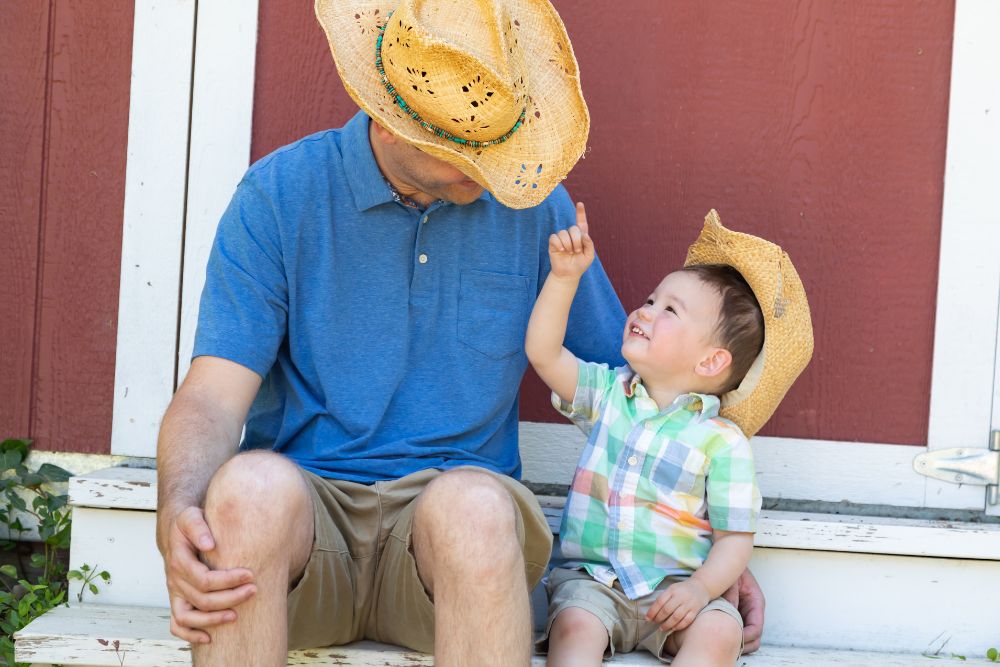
155 1 764 665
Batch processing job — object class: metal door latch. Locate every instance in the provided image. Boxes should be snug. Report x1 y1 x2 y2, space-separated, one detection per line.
913 430 1000 505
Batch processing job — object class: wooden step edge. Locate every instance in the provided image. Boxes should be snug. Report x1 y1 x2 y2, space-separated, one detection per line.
69 466 157 510
70 468 1000 560
17 604 998 666
538 495 1000 560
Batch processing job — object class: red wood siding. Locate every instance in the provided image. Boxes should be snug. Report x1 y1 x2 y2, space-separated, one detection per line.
0 2 133 453
251 1 954 446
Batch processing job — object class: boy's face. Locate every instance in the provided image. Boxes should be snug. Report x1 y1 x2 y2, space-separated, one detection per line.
621 271 724 385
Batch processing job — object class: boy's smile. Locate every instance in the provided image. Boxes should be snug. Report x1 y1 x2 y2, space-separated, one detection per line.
621 271 727 402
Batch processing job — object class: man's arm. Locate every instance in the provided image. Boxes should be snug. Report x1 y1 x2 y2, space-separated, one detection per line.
156 355 262 644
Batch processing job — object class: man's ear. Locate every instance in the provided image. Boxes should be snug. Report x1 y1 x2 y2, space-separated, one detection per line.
370 120 398 145
695 348 732 378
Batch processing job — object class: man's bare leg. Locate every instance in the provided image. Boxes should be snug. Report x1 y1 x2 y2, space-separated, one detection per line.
412 469 533 667
193 451 314 667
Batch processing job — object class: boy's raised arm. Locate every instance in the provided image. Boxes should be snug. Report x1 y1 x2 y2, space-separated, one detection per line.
525 202 596 404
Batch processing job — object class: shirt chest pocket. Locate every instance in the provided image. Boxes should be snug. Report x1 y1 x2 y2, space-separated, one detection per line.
651 439 708 497
457 270 530 359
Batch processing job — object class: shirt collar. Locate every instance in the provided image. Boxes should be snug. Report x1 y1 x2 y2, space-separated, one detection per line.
622 369 721 419
342 111 397 212
341 111 495 212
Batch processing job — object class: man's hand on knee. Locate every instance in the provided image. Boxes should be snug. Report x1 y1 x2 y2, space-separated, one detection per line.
723 567 765 654
163 506 257 644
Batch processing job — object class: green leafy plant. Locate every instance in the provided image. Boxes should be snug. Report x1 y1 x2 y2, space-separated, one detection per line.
68 563 111 603
986 647 999 662
0 437 108 665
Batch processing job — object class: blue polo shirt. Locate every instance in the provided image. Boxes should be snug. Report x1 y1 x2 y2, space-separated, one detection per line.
193 111 625 483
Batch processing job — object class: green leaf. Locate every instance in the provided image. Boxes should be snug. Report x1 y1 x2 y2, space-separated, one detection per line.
0 564 18 579
0 450 22 473
88 583 99 595
987 648 998 662
36 463 72 483
0 439 30 458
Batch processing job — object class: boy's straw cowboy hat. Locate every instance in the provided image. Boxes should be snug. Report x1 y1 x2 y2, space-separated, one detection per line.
315 0 589 209
685 210 814 438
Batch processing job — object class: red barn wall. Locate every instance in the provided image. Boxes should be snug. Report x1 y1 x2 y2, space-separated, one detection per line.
252 1 954 445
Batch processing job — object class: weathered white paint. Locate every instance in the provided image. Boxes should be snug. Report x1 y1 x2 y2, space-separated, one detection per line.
538 496 1000 561
521 422 926 507
752 547 1000 656
927 0 1000 511
69 467 157 511
175 0 259 385
68 508 166 608
17 604 1000 666
111 0 196 458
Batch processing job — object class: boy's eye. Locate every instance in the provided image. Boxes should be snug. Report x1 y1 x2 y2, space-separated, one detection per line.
665 306 675 314
645 299 654 306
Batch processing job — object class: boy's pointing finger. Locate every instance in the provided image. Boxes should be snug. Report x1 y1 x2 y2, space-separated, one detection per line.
575 201 589 236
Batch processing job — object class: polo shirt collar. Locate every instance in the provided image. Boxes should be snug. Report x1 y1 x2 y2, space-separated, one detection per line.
342 111 396 212
623 369 721 419
341 111 496 212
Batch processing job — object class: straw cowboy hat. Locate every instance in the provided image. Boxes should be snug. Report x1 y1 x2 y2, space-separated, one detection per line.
685 210 814 437
315 0 589 209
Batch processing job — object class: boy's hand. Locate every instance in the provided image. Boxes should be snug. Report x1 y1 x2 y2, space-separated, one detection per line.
646 579 711 633
548 202 595 280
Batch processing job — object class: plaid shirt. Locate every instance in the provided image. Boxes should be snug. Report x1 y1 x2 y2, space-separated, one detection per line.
555 360 761 599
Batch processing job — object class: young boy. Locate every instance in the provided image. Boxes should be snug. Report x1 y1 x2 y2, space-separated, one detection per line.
527 204 813 665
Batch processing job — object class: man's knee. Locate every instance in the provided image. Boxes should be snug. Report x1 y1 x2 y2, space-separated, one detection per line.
414 469 520 566
205 451 312 538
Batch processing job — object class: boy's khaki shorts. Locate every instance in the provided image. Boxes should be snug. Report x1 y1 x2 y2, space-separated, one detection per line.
285 466 552 653
536 567 743 663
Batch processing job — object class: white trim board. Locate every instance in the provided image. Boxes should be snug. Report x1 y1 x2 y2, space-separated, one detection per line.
520 422 930 508
927 0 1000 511
111 0 196 457
176 0 260 389
74 467 1000 561
15 604 1000 665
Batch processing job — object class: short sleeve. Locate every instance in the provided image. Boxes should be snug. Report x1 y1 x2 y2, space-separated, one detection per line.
551 359 617 434
192 177 288 378
705 426 762 532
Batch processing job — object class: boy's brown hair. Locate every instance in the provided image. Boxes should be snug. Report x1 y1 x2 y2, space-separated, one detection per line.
680 264 764 393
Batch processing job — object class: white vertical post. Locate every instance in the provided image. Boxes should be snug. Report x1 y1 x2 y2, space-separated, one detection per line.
926 0 1000 510
176 0 261 384
111 0 197 458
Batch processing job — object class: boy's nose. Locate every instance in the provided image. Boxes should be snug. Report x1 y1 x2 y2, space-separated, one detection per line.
638 306 653 321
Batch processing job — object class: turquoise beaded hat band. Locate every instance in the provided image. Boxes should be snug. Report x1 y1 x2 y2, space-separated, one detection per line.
376 11 526 149
316 0 590 209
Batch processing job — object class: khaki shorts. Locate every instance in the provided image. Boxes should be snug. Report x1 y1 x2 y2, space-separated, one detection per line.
536 567 743 663
286 466 552 652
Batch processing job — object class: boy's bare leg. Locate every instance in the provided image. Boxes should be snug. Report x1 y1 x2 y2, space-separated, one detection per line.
546 607 609 667
664 610 743 667
411 469 534 667
192 451 314 667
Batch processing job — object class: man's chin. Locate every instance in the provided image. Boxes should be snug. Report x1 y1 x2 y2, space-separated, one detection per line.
441 182 485 205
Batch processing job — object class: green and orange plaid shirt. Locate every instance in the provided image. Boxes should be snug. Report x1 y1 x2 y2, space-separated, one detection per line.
555 360 761 600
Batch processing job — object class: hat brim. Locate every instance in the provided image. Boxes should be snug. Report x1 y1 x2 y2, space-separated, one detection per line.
685 210 814 437
316 0 590 209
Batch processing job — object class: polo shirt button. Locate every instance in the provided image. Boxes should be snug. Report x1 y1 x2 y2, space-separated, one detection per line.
617 521 626 530
421 216 428 224
418 253 428 264
627 455 638 466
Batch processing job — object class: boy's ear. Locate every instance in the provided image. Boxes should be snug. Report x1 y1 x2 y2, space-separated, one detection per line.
695 348 732 379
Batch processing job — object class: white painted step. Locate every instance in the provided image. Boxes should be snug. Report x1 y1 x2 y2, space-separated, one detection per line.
16 604 997 667
63 468 1000 656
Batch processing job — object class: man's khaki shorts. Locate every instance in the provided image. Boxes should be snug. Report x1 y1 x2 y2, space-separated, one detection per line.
286 466 552 652
535 567 743 663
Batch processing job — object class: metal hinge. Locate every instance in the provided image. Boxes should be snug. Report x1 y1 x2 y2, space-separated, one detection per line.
913 430 1000 505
